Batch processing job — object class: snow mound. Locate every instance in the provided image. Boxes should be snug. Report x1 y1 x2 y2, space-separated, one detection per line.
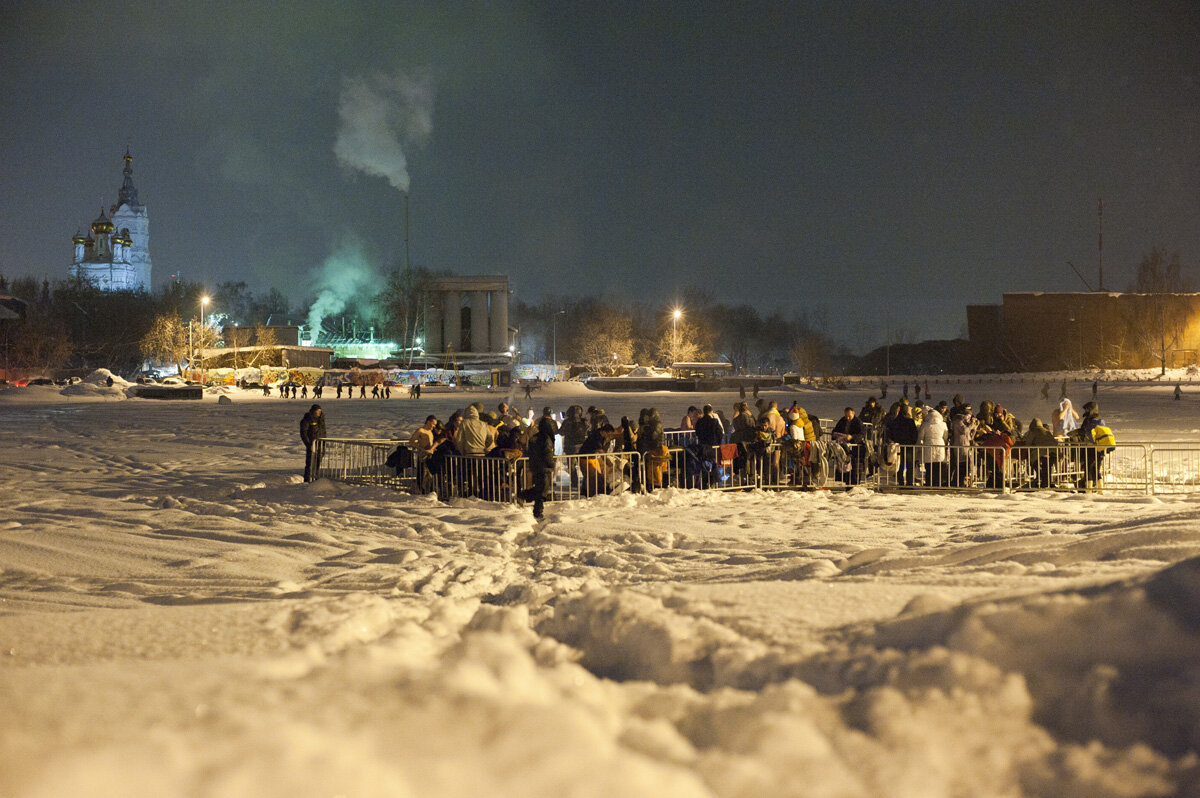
60 369 130 399
622 366 673 378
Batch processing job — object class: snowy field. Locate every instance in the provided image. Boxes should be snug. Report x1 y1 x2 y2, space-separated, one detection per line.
3 375 1200 797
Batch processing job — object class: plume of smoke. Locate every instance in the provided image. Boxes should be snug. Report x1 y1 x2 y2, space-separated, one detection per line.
334 69 434 192
306 238 385 338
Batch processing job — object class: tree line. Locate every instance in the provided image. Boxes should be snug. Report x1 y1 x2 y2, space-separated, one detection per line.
4 246 1189 378
0 275 297 376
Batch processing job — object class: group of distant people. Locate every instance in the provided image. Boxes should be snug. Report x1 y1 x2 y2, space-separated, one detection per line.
266 381 433 399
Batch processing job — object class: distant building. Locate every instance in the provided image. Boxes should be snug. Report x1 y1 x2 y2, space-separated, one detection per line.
422 275 512 362
970 292 1200 371
69 149 152 291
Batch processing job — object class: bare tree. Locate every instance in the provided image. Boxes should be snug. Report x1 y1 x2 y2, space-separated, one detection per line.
9 313 72 374
788 333 832 378
248 324 278 366
654 317 702 365
140 313 189 373
1124 248 1193 374
575 307 634 374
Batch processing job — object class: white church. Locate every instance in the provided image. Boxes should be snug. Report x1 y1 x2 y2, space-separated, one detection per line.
69 149 152 291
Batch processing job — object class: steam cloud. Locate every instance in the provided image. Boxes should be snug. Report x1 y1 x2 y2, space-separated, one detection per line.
306 238 385 338
312 68 433 340
334 69 434 192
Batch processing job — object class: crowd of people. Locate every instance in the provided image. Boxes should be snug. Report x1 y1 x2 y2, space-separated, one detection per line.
868 392 1115 489
302 391 1120 504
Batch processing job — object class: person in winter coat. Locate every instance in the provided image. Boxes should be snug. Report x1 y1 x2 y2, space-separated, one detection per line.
300 404 326 482
792 407 817 442
526 417 556 518
917 408 949 487
1022 417 1059 488
635 408 668 490
560 405 589 456
885 404 919 486
859 396 883 429
832 407 865 483
694 404 724 446
949 403 977 486
1077 401 1113 488
1051 398 1080 437
455 406 496 456
883 405 916 484
730 402 756 444
540 406 560 436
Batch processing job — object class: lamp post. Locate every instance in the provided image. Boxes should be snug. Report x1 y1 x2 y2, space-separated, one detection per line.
552 309 565 377
197 295 210 384
671 307 682 367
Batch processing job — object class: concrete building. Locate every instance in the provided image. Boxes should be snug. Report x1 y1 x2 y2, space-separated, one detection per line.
69 149 152 291
422 275 511 362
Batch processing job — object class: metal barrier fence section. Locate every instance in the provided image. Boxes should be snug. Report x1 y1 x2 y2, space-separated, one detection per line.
433 453 522 502
549 452 642 500
1148 447 1200 494
317 437 1200 504
315 438 414 490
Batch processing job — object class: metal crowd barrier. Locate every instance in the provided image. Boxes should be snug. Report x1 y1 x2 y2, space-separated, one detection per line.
316 437 1200 505
431 453 522 502
549 451 642 499
1149 447 1200 494
314 438 415 490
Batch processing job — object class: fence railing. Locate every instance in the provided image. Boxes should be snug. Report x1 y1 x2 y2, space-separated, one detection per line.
315 437 1200 505
315 438 415 490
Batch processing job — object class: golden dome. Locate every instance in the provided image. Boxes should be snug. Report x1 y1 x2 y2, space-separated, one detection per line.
91 208 114 234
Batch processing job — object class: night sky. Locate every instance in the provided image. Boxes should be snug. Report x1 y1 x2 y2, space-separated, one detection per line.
2 1 1198 349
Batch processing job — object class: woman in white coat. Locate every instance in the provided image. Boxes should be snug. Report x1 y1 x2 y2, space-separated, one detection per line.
918 408 950 487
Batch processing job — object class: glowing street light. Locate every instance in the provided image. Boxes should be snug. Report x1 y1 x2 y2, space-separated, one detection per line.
198 296 211 384
671 307 683 366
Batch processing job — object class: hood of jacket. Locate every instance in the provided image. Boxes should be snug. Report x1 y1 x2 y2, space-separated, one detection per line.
464 406 480 420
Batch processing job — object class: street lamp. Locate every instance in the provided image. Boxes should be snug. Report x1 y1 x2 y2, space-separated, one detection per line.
197 295 210 384
671 307 683 367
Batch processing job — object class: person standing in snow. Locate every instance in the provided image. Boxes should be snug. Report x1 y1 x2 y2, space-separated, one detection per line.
832 407 865 484
300 404 326 482
885 403 919 486
948 403 977 487
1077 401 1114 489
525 416 556 518
917 407 949 487
1175 383 1183 401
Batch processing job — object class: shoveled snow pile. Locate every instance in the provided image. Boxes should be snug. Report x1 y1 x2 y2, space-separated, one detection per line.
3 379 1200 796
58 368 132 400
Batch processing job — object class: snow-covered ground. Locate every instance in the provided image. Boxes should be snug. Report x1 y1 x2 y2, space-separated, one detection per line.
3 373 1200 797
